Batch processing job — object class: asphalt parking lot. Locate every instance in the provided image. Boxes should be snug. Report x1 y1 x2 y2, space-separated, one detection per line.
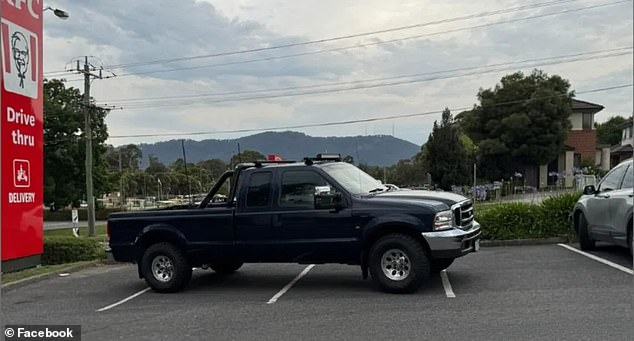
3 244 633 341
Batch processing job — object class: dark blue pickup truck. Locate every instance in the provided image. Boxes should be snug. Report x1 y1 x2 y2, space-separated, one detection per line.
108 154 480 293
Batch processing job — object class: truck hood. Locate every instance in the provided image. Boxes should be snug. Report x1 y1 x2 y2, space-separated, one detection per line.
371 190 469 207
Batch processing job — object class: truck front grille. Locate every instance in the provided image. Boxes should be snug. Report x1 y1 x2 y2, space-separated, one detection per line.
453 200 474 230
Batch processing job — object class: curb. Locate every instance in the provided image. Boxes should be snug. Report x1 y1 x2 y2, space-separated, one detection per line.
481 237 569 247
1 260 104 291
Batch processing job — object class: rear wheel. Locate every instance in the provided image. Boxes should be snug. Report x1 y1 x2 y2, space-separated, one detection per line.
430 258 454 273
368 234 430 294
210 261 244 274
141 242 192 293
577 212 595 251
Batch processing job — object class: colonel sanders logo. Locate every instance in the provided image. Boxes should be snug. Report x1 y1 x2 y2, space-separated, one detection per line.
1 19 39 98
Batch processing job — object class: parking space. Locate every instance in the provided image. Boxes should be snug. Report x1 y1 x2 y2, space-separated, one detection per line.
3 245 633 340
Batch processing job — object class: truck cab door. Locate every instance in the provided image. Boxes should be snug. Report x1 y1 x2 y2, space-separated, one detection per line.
272 169 357 263
234 171 278 261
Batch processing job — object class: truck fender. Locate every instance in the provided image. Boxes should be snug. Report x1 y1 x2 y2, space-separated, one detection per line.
360 214 428 272
134 224 188 256
362 214 426 246
134 224 188 279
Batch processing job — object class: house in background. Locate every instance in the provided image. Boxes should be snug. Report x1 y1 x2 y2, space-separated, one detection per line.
533 99 611 188
610 117 633 167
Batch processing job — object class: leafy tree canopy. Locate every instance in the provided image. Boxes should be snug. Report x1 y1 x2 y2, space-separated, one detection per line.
459 69 574 180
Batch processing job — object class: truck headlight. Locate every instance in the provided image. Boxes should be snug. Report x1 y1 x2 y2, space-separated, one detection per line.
434 210 454 231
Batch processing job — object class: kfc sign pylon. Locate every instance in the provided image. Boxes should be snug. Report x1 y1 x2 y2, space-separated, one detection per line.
1 0 44 271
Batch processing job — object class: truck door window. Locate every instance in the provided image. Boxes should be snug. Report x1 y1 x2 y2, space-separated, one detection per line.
280 171 330 208
246 172 272 208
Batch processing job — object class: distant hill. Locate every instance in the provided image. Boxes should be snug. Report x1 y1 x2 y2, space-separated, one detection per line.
138 131 420 167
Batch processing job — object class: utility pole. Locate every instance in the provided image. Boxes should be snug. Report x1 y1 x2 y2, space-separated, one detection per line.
75 57 103 237
119 149 124 209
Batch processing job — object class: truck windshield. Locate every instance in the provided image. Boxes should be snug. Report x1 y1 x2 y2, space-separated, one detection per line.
321 163 386 195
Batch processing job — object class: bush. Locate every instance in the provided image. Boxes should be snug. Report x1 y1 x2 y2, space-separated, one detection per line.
475 191 582 240
538 191 582 236
42 237 106 265
44 208 123 221
476 203 542 240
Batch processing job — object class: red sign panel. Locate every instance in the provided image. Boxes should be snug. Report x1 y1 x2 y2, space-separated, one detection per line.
1 0 44 264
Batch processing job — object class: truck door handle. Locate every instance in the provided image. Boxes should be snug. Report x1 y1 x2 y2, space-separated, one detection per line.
598 194 610 198
628 194 634 198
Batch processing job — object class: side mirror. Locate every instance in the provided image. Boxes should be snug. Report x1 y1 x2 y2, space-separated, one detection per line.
583 185 596 195
314 186 343 210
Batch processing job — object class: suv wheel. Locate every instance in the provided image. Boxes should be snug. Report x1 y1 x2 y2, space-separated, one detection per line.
210 261 244 274
430 258 454 273
577 212 595 251
368 234 430 293
141 243 192 293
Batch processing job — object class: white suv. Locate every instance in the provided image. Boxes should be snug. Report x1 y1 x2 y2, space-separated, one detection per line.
572 158 633 254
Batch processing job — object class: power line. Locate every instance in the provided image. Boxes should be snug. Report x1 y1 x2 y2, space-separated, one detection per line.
112 51 633 109
49 0 632 84
100 0 631 79
96 0 585 70
107 83 634 139
100 47 632 104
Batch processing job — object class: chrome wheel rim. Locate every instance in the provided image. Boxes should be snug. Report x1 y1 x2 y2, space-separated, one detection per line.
151 255 174 282
381 248 410 281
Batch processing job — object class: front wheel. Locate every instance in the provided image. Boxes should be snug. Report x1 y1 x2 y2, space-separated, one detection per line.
577 212 595 251
141 243 192 293
368 234 430 294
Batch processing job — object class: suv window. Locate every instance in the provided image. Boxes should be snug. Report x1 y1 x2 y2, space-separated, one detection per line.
280 170 330 208
598 165 628 192
246 172 272 207
621 165 633 189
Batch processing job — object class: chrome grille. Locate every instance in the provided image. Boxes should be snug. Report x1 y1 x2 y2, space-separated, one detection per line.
453 200 474 230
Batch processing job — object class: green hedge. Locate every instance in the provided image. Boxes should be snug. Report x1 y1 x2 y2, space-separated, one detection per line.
42 237 106 265
44 208 123 221
475 191 582 240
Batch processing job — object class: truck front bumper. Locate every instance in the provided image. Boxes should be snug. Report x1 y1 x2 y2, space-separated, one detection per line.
421 221 481 259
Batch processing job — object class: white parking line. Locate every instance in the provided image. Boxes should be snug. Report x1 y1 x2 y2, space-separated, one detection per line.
440 270 456 298
96 287 152 312
267 265 315 304
557 243 633 275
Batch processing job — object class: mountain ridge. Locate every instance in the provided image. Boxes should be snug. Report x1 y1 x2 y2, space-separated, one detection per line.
138 131 420 167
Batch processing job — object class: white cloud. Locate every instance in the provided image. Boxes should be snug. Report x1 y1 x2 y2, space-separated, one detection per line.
42 0 633 149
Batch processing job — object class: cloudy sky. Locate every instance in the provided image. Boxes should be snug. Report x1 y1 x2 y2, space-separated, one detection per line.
42 0 633 146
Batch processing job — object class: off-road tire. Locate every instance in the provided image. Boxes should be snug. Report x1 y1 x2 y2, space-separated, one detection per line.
368 234 430 294
141 242 192 293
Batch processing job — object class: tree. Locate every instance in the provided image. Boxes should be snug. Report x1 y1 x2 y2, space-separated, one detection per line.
459 70 574 180
421 108 470 190
146 155 168 175
197 159 227 179
44 79 110 208
596 116 628 146
230 150 265 166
